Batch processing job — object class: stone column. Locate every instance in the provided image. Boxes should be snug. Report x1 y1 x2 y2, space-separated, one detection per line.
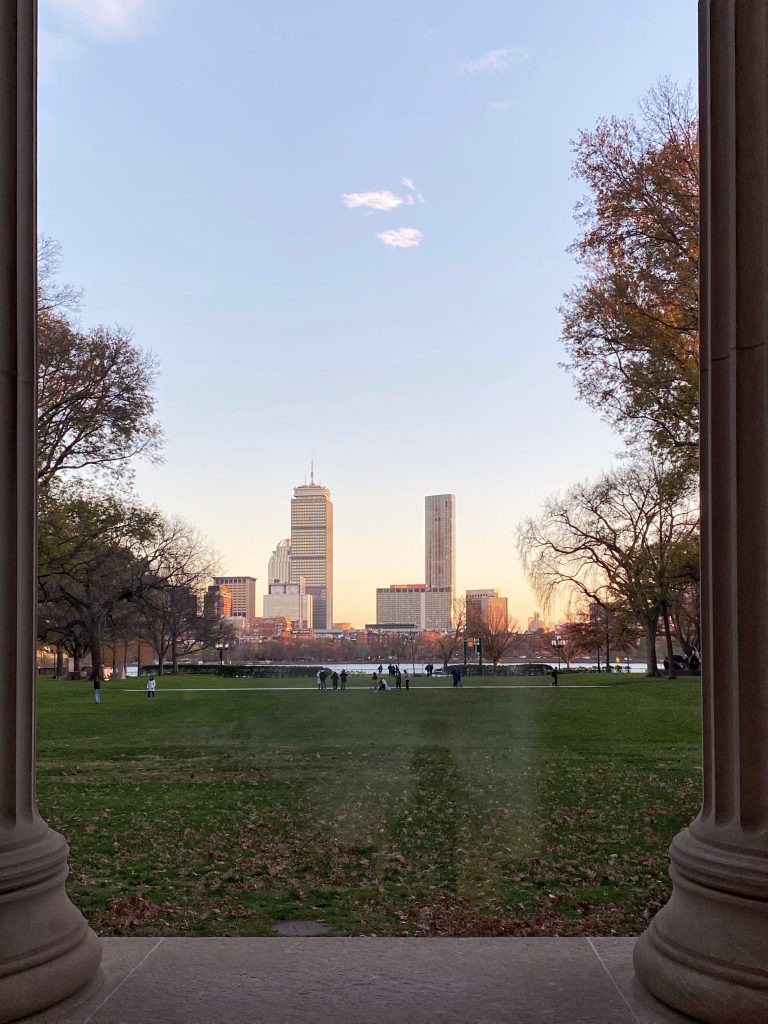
634 2 768 1021
0 3 101 1021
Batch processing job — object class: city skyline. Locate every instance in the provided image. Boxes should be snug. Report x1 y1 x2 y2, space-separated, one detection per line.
219 482 522 629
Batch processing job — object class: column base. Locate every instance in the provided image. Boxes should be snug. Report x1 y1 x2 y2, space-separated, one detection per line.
0 823 101 1023
634 825 768 1024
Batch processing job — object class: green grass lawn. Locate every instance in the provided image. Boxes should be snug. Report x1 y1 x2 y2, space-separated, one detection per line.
37 672 702 938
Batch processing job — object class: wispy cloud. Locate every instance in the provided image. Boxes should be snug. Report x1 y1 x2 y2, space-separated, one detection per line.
45 0 156 39
342 190 404 212
462 46 528 75
377 228 423 249
402 177 425 204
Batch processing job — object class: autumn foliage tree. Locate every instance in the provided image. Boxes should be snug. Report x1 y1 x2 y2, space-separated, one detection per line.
561 81 699 477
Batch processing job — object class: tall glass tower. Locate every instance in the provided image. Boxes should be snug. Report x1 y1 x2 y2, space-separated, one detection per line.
290 478 333 630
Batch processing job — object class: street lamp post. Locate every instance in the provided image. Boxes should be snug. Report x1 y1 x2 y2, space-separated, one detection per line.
215 642 229 675
551 634 565 671
401 632 416 676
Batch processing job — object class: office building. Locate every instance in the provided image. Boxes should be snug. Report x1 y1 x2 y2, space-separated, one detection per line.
268 539 291 584
213 576 257 620
290 477 333 630
204 583 232 620
466 589 509 630
376 584 452 631
263 581 313 628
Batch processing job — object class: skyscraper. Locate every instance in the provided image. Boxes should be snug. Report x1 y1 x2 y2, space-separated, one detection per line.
425 494 455 629
268 539 291 584
290 476 333 630
425 494 455 590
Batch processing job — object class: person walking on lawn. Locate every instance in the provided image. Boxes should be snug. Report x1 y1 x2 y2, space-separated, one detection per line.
331 671 339 690
340 669 347 691
147 674 157 699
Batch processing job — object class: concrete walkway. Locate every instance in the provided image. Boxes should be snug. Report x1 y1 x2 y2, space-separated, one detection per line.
26 938 694 1023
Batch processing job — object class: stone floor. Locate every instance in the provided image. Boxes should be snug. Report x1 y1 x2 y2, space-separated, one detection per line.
25 938 698 1024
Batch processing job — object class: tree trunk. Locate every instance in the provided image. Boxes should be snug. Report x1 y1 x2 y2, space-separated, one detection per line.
73 652 80 674
114 642 126 679
88 619 104 681
644 618 660 677
54 643 64 679
662 600 676 679
171 636 179 675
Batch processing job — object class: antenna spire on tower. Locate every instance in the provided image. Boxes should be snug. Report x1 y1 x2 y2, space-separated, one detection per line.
310 458 315 485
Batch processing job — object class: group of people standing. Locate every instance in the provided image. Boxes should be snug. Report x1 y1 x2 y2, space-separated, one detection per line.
371 664 410 691
316 669 347 691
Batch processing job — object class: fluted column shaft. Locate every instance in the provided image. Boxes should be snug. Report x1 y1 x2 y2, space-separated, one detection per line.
0 4 100 1021
634 3 768 1021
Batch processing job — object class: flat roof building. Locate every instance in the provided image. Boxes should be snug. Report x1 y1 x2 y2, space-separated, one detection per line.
263 581 313 629
376 585 452 631
213 576 257 620
466 589 509 630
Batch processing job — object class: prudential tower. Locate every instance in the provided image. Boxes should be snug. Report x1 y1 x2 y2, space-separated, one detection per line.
290 471 333 630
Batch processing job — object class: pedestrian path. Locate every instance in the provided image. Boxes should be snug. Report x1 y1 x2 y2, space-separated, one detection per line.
120 683 612 693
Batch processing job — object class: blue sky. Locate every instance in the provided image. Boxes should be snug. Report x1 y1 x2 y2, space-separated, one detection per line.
38 0 698 627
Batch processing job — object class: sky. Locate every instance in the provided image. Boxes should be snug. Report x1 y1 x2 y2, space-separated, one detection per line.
37 0 699 628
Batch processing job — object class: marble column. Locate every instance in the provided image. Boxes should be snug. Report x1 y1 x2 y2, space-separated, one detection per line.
634 2 768 1021
0 3 101 1021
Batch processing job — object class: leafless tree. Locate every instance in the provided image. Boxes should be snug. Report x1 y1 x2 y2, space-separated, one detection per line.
431 598 467 671
136 516 219 674
517 461 698 676
477 607 519 669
